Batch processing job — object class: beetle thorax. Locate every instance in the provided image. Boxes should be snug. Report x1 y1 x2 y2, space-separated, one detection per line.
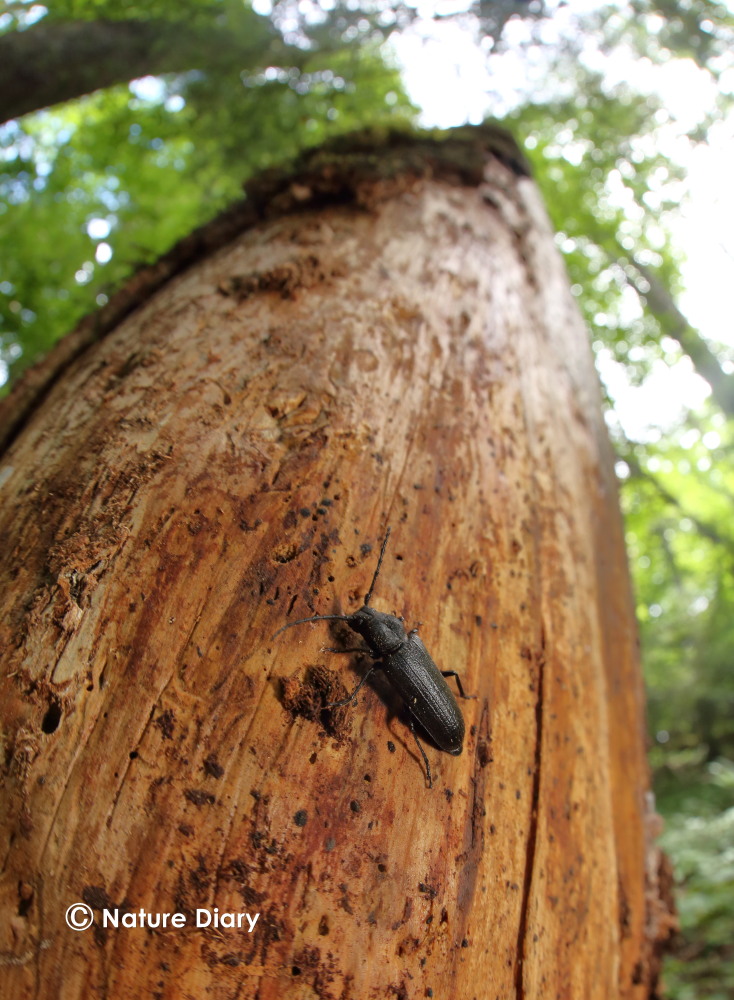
349 606 406 656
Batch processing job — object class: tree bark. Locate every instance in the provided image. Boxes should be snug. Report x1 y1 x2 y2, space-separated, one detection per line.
0 126 674 998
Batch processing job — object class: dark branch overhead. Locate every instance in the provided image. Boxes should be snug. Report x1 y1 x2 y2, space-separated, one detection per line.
0 15 282 124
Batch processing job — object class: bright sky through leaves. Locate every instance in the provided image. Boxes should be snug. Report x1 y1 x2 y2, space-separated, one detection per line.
389 0 734 439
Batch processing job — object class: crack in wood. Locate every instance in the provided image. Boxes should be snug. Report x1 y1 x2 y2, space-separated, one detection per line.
514 624 546 1000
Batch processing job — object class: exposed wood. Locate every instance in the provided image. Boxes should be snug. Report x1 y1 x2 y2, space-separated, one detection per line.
0 126 673 999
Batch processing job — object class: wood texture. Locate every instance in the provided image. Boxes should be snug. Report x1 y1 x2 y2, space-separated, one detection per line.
0 128 671 998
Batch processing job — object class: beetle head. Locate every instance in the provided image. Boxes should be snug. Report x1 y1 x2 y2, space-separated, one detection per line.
349 605 405 652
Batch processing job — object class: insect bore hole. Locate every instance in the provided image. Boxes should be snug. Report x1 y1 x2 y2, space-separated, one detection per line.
41 702 62 734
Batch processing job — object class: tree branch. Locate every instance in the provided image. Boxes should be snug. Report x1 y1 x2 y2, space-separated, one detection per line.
0 16 282 124
620 251 734 418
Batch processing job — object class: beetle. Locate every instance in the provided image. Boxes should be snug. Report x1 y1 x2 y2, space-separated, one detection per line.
273 527 474 787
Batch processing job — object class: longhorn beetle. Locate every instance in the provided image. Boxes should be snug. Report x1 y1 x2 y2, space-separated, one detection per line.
273 527 474 787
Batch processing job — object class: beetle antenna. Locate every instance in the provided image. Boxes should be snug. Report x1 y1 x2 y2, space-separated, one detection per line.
364 527 391 607
273 614 350 639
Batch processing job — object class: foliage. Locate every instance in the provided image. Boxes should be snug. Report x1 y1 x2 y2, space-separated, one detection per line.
2 0 243 29
622 417 734 747
622 0 734 80
654 757 734 1000
505 76 688 382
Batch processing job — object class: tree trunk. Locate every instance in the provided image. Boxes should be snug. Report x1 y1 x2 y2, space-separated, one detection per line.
0 126 674 999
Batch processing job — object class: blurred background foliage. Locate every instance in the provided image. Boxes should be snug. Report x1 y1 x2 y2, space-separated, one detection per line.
1 0 732 994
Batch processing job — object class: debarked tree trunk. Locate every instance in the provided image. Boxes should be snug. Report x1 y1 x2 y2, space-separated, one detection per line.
0 126 675 999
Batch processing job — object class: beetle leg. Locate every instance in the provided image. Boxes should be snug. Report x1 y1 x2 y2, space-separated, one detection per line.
408 718 433 789
326 665 377 709
441 670 477 700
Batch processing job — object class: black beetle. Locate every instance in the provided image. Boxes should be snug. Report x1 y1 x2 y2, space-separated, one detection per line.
273 528 474 787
